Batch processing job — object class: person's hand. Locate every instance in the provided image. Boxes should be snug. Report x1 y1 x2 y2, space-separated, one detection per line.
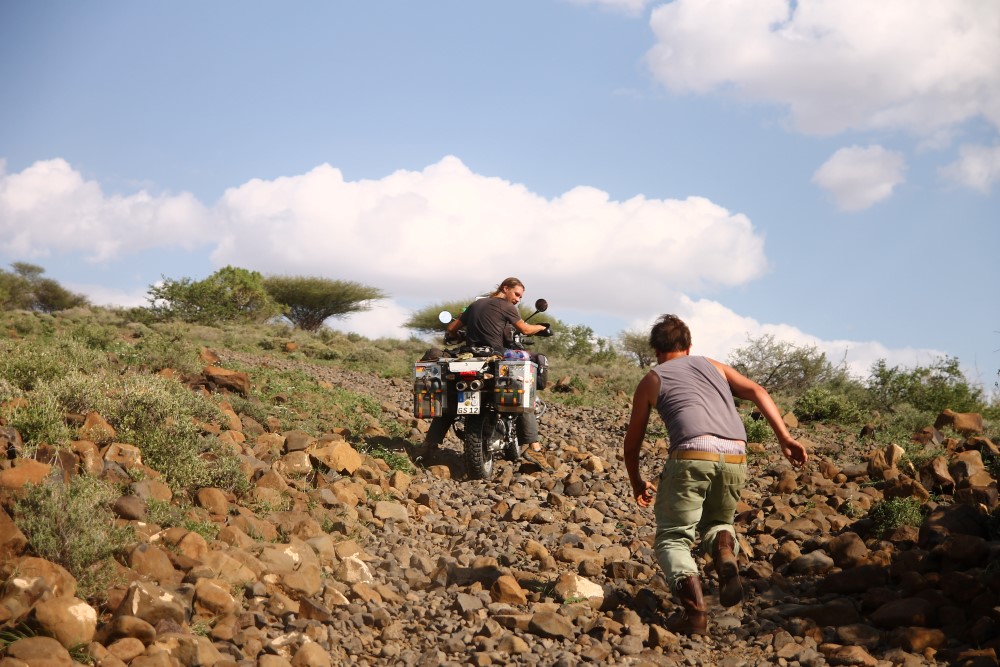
781 437 808 467
537 323 553 337
633 480 656 507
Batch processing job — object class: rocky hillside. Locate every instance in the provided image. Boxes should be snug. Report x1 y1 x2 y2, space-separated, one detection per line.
0 348 998 667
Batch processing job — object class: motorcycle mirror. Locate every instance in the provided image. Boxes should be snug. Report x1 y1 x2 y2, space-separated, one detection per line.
524 298 549 322
438 311 453 325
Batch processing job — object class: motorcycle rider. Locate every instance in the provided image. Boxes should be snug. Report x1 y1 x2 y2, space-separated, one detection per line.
417 277 552 468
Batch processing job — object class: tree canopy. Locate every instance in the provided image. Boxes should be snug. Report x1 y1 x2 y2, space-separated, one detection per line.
403 299 479 335
0 263 89 313
147 266 282 324
728 334 849 395
263 276 387 331
618 329 655 368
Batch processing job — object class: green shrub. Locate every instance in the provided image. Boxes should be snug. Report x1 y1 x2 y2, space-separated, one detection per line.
865 357 984 414
866 404 936 446
148 266 282 325
344 347 391 368
3 390 72 452
793 387 863 423
6 314 49 339
742 413 772 444
13 476 133 600
362 442 415 474
0 377 21 403
67 320 119 351
112 328 202 375
868 497 924 536
145 499 220 542
0 339 105 391
50 372 247 493
729 334 856 396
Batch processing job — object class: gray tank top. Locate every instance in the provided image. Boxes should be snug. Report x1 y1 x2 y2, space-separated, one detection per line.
653 356 747 449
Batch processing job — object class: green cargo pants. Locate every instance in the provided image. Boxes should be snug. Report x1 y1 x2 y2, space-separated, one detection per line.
653 456 747 587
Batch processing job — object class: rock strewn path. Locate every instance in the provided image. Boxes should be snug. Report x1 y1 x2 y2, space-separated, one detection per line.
0 350 995 666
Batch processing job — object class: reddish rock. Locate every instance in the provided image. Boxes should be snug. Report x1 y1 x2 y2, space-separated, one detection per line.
818 565 890 596
31 596 98 648
102 442 143 469
4 636 73 666
919 504 988 547
868 443 906 479
528 610 575 639
934 409 983 435
310 441 363 475
826 532 870 568
79 411 117 443
203 366 251 396
128 544 178 585
491 574 528 605
0 459 52 489
0 508 28 561
919 456 956 493
6 556 77 598
870 597 936 629
888 626 947 652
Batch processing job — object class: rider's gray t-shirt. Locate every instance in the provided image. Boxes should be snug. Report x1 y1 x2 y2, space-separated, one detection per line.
653 355 747 450
459 297 521 350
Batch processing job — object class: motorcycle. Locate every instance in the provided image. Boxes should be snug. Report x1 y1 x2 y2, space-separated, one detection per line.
412 298 552 480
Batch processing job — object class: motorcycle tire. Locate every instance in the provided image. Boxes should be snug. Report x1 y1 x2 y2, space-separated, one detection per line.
503 425 520 462
463 413 501 480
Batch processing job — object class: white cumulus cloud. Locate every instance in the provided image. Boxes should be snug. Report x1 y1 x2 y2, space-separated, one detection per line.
645 0 1000 137
1 155 949 378
209 155 769 319
626 293 945 379
0 158 212 261
812 145 907 211
940 143 1000 193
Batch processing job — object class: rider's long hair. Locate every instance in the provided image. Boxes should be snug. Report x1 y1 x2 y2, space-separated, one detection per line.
489 277 524 298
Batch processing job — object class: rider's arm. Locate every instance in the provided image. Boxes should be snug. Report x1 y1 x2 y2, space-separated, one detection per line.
514 319 547 335
446 318 463 337
624 371 659 506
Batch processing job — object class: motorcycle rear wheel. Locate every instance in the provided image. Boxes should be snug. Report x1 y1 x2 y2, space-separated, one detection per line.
463 413 500 480
503 418 520 462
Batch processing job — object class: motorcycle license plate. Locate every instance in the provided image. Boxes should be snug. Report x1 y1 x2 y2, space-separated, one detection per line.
456 390 480 415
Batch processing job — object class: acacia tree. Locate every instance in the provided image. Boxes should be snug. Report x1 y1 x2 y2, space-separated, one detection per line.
728 333 849 395
0 262 89 313
147 266 281 324
403 299 478 335
263 276 387 331
619 329 655 368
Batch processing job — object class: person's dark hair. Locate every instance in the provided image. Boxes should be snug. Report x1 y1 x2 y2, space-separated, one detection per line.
491 277 524 297
649 314 691 353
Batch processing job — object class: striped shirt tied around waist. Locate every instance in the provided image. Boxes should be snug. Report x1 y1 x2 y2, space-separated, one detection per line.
671 434 746 456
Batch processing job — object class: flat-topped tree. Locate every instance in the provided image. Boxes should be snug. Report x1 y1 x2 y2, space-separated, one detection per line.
263 276 387 331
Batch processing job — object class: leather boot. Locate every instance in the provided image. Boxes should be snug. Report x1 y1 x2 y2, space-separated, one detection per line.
713 530 744 607
666 574 707 636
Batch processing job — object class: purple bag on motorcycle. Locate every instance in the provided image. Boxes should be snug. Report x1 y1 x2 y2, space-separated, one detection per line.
503 349 530 361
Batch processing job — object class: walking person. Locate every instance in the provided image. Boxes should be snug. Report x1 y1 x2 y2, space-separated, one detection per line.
623 315 807 635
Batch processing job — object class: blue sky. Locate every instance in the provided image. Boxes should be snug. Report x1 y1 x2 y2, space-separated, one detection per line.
1 0 998 390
